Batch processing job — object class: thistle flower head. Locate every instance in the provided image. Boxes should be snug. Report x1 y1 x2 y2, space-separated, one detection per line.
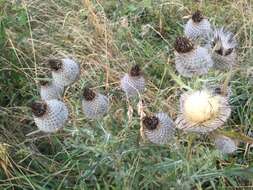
192 10 204 23
174 44 213 77
120 65 145 97
141 113 175 145
50 58 80 87
176 90 231 133
174 37 194 53
32 100 69 133
48 59 62 71
212 28 237 56
143 116 159 130
30 101 47 117
130 65 141 77
83 87 96 101
184 11 211 40
82 90 109 119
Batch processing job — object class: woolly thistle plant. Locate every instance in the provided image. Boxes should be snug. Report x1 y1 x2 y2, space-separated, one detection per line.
184 10 212 40
208 28 237 70
214 135 237 154
30 100 69 133
39 79 64 100
81 87 109 119
120 65 145 97
174 37 213 77
141 113 175 145
48 58 80 87
175 89 231 133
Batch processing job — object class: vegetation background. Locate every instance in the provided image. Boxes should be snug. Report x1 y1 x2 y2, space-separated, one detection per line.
0 0 252 189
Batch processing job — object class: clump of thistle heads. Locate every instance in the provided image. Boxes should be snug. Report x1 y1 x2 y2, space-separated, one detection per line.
174 10 238 77
29 9 244 155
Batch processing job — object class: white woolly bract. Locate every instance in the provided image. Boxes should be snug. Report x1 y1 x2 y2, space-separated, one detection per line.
175 47 213 77
175 91 231 133
52 58 80 86
82 93 109 119
143 113 175 145
120 74 145 97
40 81 64 100
33 100 68 133
184 18 212 40
214 135 237 154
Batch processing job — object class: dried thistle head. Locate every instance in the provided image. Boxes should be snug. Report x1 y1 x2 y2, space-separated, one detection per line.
143 116 159 130
130 65 141 77
192 10 204 23
30 101 47 117
174 37 194 53
83 87 96 101
48 59 62 71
